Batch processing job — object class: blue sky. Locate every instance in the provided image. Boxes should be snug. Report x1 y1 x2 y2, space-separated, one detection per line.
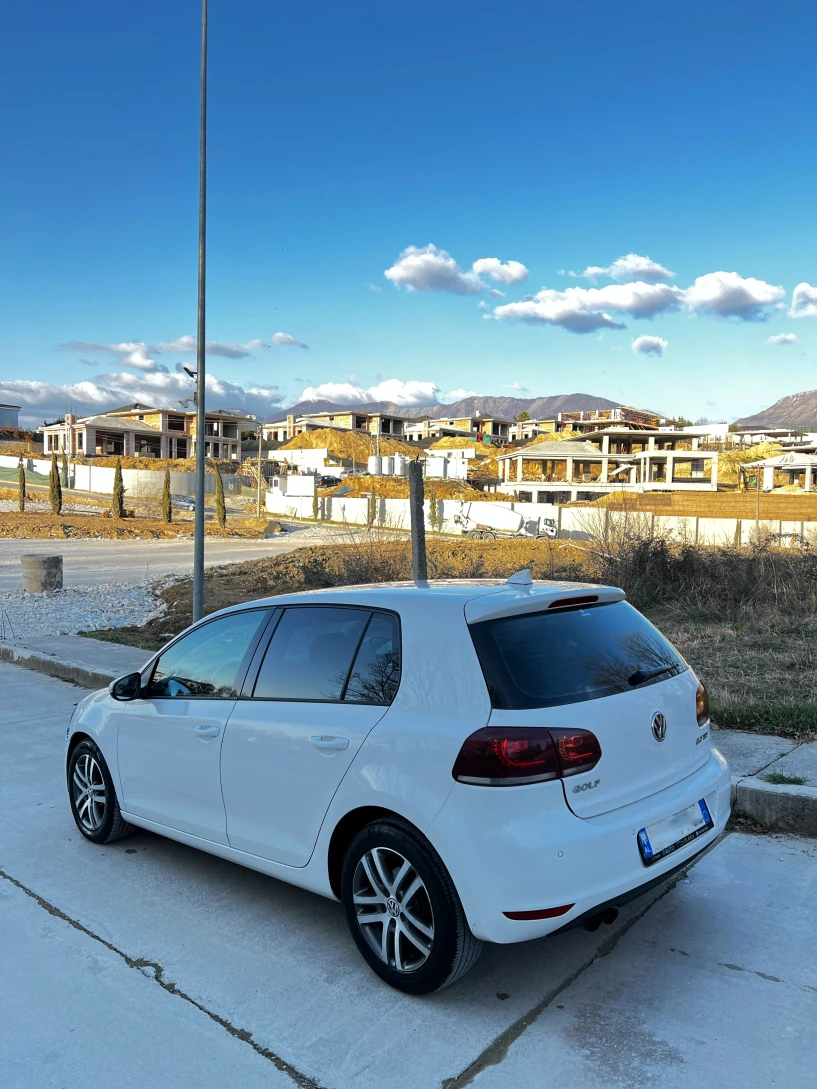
1 0 816 426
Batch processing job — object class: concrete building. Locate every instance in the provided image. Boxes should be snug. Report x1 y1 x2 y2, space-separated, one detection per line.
39 403 254 460
740 451 817 492
0 403 21 429
496 431 719 502
262 409 416 443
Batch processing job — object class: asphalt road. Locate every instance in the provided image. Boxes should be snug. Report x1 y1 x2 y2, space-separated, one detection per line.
1 661 814 1089
0 535 321 591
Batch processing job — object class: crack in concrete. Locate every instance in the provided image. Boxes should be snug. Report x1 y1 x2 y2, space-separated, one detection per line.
0 867 327 1089
441 837 723 1089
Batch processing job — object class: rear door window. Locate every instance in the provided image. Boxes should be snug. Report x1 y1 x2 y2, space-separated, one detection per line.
470 601 686 710
252 606 370 701
344 612 401 704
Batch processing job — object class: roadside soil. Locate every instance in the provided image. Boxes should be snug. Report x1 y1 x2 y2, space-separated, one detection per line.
0 511 271 540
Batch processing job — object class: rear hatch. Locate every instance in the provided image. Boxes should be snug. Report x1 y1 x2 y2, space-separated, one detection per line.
468 598 710 818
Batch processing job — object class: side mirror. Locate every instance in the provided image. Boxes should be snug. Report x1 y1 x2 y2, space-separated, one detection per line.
109 672 142 701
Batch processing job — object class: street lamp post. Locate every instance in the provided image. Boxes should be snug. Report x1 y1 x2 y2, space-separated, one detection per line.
192 0 208 623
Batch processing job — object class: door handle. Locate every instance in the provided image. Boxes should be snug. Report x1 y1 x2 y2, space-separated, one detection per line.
310 735 350 752
194 725 221 738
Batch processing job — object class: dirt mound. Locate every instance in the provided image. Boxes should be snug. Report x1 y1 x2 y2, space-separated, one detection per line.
281 428 418 462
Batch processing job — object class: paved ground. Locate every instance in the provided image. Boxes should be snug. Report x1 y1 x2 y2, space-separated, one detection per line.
1 661 814 1089
0 536 322 591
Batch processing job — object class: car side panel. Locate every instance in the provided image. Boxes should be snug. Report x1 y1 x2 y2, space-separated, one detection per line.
67 689 125 796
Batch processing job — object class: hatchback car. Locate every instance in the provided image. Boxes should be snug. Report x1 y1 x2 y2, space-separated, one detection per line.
66 573 730 994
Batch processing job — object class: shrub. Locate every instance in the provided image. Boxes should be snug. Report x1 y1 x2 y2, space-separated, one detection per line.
49 452 62 515
18 459 25 512
112 459 125 519
161 468 172 523
214 468 226 528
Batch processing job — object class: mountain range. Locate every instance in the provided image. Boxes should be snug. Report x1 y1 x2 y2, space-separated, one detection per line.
735 390 817 430
275 391 622 423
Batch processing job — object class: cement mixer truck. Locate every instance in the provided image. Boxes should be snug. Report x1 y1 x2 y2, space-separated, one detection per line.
453 501 557 540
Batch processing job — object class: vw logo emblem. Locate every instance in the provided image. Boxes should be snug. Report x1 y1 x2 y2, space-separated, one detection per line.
651 713 668 742
386 897 400 918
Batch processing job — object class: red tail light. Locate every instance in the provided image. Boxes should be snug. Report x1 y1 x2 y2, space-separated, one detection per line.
696 682 710 726
453 726 601 786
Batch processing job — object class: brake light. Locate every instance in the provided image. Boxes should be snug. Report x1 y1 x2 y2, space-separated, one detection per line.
547 595 598 610
696 682 710 727
549 728 603 776
452 726 601 786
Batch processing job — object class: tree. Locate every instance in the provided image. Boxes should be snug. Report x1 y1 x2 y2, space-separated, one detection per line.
674 416 693 428
515 411 530 423
214 467 226 528
161 468 172 523
112 458 125 518
61 450 69 487
49 452 62 515
17 459 25 512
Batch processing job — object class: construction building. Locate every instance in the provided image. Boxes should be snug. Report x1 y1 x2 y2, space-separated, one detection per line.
39 403 254 461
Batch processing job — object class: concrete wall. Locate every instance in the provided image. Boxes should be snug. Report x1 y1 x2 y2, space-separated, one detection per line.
0 455 239 498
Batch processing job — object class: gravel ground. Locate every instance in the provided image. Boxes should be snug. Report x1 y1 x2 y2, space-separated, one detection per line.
0 582 166 641
0 498 104 515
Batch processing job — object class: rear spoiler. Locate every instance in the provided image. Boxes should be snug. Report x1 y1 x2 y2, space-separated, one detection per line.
464 585 626 624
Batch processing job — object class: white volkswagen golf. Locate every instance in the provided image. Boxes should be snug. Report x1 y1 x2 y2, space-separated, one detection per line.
66 573 730 994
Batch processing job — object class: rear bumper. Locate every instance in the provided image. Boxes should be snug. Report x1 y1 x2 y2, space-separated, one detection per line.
427 748 730 944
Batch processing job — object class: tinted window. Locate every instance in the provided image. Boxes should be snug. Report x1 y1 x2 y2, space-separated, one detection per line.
149 611 268 698
253 607 369 701
470 601 686 710
344 612 401 704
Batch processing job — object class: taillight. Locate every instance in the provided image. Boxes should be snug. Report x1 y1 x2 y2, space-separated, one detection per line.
452 727 601 786
696 682 710 726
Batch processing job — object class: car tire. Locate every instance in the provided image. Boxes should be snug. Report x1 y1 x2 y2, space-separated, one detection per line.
68 739 134 845
466 529 481 539
341 819 483 994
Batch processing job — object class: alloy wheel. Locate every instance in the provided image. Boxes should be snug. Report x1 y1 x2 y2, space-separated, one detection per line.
72 753 107 833
352 847 435 972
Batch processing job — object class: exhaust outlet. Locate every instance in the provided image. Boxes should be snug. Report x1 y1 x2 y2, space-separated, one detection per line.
583 907 619 932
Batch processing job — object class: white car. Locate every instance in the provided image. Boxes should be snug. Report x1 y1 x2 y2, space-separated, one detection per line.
66 573 730 994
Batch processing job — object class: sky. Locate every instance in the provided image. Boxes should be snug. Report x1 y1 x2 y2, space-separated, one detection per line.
1 0 816 427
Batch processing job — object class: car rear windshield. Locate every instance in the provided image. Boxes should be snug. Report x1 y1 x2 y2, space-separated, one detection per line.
469 601 687 710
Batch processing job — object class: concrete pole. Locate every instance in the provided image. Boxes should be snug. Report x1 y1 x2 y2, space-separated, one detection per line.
408 460 427 583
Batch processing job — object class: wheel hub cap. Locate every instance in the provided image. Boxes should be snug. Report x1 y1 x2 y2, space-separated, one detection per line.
72 753 107 833
352 847 435 973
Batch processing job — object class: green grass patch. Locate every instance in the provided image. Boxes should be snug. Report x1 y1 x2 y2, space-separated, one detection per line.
761 771 809 786
711 698 817 742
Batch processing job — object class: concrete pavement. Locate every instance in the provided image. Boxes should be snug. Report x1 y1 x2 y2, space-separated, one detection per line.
1 660 814 1089
0 535 321 591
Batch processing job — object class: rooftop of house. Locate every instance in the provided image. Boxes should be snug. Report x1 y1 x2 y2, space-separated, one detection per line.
0 403 21 410
497 440 603 459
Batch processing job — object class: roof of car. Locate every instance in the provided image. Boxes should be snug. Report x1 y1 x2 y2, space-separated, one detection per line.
216 578 625 623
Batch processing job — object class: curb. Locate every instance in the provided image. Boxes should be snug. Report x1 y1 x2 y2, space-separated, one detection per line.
0 644 123 690
734 775 817 837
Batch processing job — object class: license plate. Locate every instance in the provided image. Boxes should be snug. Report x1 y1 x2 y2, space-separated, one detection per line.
637 799 713 866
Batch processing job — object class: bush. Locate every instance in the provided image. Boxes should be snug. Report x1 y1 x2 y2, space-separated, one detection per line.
18 459 25 512
49 452 62 515
161 468 172 523
214 468 226 528
112 459 125 519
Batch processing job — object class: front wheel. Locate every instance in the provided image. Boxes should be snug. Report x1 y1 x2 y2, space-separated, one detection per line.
68 739 134 844
341 820 482 994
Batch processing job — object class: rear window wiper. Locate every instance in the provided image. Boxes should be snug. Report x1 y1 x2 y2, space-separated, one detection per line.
628 664 677 687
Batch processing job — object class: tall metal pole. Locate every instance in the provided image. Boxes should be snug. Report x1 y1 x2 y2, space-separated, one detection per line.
256 423 263 518
192 0 208 622
408 460 428 583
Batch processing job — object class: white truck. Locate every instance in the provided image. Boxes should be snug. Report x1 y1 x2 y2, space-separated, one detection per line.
453 501 557 540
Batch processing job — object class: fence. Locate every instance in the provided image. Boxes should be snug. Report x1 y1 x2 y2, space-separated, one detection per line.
264 488 815 547
0 456 239 498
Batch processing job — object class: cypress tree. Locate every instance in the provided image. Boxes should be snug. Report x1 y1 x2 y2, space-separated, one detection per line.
61 450 69 487
214 467 226 528
161 468 172 523
112 458 125 519
17 459 25 512
49 451 62 515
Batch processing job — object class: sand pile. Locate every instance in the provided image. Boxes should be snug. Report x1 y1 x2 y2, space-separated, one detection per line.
281 428 419 462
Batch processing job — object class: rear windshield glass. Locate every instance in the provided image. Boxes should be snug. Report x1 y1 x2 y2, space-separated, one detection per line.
469 601 686 710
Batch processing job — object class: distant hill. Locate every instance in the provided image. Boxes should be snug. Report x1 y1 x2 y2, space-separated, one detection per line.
735 390 817 430
274 391 623 423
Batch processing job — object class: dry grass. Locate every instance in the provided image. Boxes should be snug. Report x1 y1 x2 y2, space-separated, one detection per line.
74 456 235 472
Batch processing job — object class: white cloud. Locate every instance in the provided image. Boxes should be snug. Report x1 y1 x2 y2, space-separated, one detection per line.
789 282 817 318
683 272 785 319
270 331 309 349
385 245 484 295
384 244 527 295
300 378 441 408
507 381 530 392
766 332 799 346
1 371 287 428
632 335 668 358
471 257 529 285
575 254 676 283
492 281 682 333
62 341 162 371
444 389 479 401
367 283 383 292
